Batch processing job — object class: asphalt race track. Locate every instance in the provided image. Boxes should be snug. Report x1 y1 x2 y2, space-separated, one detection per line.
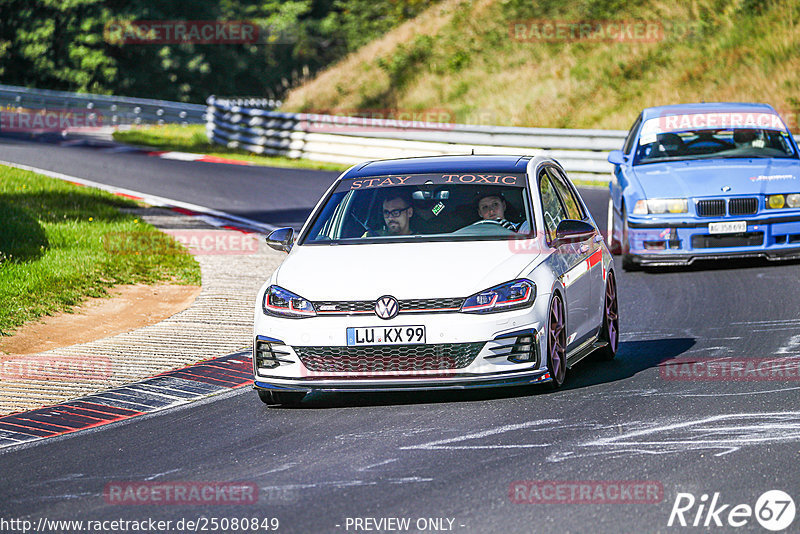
0 136 339 229
2 137 800 533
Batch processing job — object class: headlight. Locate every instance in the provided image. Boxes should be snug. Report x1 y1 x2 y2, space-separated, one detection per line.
766 193 800 209
461 280 536 314
633 198 688 214
262 285 316 318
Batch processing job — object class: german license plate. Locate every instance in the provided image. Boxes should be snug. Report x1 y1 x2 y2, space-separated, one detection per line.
346 326 426 346
709 221 747 234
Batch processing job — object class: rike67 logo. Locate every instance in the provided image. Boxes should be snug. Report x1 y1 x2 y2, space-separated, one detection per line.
668 490 796 531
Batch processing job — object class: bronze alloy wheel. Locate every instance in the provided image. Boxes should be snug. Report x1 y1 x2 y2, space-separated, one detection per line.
545 294 567 389
596 272 619 361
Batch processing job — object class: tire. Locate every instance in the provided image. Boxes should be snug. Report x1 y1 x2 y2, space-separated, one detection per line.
545 294 567 389
607 197 622 255
620 207 638 271
596 271 619 361
258 389 306 406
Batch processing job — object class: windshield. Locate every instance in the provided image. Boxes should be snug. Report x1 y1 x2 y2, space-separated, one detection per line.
634 112 798 165
300 173 533 244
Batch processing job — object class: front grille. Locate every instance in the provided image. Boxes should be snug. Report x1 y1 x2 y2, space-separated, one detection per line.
295 342 484 374
696 199 725 217
397 298 464 311
313 297 464 315
729 197 758 215
691 232 764 248
314 301 373 313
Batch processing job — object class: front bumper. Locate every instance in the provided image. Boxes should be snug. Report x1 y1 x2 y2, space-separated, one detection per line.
252 296 553 391
254 369 552 393
625 213 800 266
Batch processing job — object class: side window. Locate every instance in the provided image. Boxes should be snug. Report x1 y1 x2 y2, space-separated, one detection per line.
547 168 584 220
622 113 642 155
538 171 568 242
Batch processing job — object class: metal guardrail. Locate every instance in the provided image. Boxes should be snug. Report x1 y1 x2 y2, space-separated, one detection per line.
206 96 627 181
0 83 207 126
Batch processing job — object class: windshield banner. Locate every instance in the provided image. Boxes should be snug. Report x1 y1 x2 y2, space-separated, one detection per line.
642 112 789 137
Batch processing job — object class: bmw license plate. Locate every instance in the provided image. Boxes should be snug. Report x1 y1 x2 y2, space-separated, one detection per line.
346 326 426 346
708 221 747 234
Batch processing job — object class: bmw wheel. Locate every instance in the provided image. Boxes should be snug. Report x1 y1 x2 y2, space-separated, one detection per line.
596 272 619 361
620 206 637 271
545 294 567 389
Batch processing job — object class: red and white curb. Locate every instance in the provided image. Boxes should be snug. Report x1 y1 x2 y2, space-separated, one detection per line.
0 352 254 450
146 151 255 166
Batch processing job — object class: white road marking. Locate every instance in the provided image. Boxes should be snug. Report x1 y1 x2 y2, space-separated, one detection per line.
401 420 559 450
776 334 800 354
358 458 398 471
144 468 182 481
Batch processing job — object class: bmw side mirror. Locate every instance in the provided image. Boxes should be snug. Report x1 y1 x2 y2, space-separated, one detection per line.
553 219 595 247
266 228 294 253
607 150 627 165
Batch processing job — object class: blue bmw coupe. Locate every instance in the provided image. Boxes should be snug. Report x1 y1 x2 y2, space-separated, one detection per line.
607 102 800 269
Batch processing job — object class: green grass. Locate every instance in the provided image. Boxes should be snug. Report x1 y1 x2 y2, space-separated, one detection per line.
113 125 349 172
0 165 201 336
283 0 800 132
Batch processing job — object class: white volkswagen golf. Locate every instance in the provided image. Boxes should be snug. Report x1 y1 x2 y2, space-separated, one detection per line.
253 155 618 405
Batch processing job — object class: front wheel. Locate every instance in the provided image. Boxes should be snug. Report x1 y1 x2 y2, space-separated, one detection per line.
258 389 306 406
545 295 567 389
620 207 637 271
596 272 619 361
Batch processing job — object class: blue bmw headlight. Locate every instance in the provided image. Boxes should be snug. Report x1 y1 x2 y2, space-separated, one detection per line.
461 280 536 314
263 285 316 318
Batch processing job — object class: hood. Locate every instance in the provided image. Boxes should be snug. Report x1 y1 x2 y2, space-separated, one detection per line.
631 158 800 199
274 240 541 300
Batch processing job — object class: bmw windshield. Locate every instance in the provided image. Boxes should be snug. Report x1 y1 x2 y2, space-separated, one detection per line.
635 111 798 165
299 173 534 244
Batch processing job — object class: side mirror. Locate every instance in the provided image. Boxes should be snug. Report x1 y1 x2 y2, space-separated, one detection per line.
553 219 595 247
265 228 294 253
607 150 627 166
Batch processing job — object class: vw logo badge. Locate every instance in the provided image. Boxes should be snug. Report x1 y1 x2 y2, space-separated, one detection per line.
721 185 732 192
375 296 399 320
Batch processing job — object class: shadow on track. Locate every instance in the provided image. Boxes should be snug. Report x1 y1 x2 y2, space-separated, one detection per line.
259 337 695 409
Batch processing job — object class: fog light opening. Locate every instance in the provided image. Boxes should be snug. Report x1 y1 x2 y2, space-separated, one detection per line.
644 240 667 250
255 340 291 370
507 333 539 365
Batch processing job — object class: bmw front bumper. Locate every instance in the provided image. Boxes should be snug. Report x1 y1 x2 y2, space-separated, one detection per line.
625 213 800 266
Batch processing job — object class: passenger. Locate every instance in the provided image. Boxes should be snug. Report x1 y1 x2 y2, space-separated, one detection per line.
363 193 415 237
476 192 528 232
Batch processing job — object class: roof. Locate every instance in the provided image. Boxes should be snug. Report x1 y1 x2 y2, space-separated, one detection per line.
342 155 532 179
641 102 778 121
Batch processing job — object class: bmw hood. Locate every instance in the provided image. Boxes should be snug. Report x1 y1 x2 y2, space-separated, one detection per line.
632 158 800 199
274 240 541 301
